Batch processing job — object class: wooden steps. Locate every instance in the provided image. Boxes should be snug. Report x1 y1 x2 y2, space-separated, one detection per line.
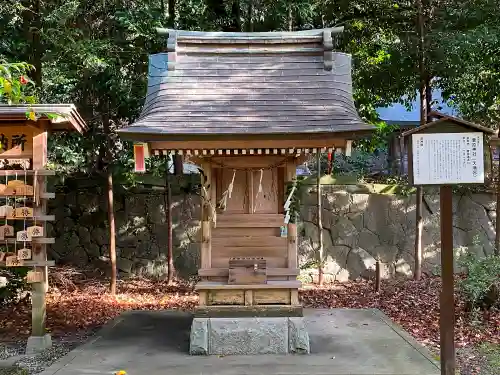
196 280 301 290
212 236 286 248
196 280 301 309
216 213 284 228
212 256 286 268
199 267 299 277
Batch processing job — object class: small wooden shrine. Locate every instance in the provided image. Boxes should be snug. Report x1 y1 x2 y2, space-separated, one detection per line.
0 104 86 352
119 29 372 319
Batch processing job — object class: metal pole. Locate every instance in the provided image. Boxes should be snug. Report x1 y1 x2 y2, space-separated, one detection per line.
439 185 455 375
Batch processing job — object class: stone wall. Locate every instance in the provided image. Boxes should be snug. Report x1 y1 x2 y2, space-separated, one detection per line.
47 182 497 281
48 183 201 279
299 186 497 282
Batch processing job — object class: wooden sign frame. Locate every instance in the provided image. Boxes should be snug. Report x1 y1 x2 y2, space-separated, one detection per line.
406 121 490 186
401 112 495 375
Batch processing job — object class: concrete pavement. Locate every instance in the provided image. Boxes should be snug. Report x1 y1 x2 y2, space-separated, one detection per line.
39 308 440 375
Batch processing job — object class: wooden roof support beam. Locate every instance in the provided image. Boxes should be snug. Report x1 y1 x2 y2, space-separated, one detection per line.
323 30 334 71
167 30 177 72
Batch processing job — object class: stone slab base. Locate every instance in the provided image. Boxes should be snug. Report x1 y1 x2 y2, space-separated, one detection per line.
26 334 52 354
195 305 303 318
190 317 310 355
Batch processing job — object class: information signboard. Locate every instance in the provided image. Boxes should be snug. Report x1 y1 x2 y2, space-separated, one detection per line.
411 132 484 185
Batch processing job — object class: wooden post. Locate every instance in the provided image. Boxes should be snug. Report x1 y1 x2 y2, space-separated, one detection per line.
200 161 212 270
414 187 423 280
375 257 381 293
107 169 117 293
440 185 455 375
29 124 51 351
496 150 500 255
166 154 174 284
285 161 297 279
399 136 406 175
316 152 324 286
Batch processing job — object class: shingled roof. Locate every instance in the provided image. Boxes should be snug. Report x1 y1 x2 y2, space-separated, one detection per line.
119 28 372 139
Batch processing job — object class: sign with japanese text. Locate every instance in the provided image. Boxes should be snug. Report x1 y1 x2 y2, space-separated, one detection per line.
412 132 484 185
0 126 33 158
18 248 32 260
5 255 23 267
27 225 44 237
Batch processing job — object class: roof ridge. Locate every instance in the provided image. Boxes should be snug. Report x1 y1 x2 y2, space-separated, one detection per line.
157 28 344 39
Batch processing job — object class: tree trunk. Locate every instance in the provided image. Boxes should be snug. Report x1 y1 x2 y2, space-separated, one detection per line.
288 2 293 31
246 0 254 32
103 109 117 295
32 0 42 86
22 0 42 85
496 161 500 255
165 155 175 284
317 152 324 286
168 0 176 27
107 169 117 295
414 0 426 281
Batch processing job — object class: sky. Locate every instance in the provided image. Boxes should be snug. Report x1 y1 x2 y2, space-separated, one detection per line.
376 88 459 125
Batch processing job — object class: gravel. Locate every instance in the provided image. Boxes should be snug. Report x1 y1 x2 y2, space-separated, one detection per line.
0 331 95 375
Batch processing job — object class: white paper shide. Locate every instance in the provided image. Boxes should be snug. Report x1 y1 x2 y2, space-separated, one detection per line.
412 132 484 185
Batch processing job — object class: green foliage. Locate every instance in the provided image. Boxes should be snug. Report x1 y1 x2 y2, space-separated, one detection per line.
1 0 499 182
0 61 36 105
0 367 29 375
0 266 29 306
458 252 500 311
478 343 500 371
355 121 399 153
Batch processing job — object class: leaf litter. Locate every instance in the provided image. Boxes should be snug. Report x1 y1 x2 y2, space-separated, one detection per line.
0 267 497 374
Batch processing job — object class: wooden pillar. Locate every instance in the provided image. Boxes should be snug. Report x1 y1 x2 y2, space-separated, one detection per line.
29 123 50 346
285 161 297 280
496 145 500 255
316 152 324 285
440 185 455 375
399 136 406 175
200 161 212 270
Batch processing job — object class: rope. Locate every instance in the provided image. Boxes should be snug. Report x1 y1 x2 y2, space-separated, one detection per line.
218 169 236 211
253 169 263 213
284 180 297 224
228 170 236 199
284 185 296 212
208 156 292 171
202 185 217 227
